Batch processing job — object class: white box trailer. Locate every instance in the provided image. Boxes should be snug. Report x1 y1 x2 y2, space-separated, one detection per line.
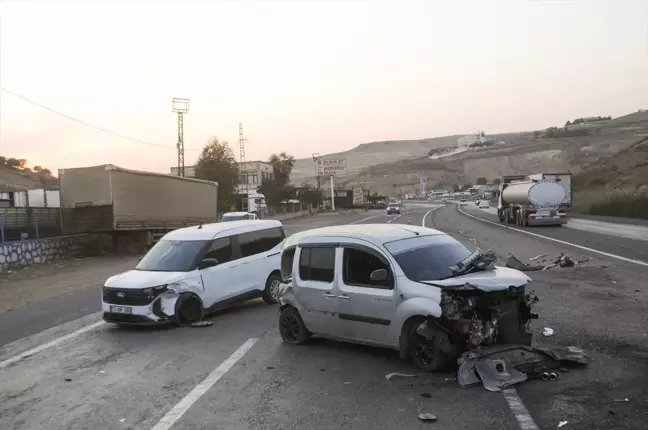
59 164 218 235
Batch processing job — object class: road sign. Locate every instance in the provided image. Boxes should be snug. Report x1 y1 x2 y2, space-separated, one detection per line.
316 158 348 177
420 176 428 185
353 187 364 205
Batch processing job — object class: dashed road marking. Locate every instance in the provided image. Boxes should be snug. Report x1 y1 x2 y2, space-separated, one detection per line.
503 388 540 430
349 213 390 224
151 338 259 430
0 320 105 369
458 206 648 268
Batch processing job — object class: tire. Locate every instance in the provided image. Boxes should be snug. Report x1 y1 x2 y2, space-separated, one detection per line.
279 306 312 344
262 272 283 305
408 320 451 372
174 294 204 326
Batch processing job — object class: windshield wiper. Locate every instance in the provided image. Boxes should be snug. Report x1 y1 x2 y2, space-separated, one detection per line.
448 249 496 277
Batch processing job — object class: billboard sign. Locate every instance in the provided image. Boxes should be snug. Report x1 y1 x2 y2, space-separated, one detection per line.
316 158 348 177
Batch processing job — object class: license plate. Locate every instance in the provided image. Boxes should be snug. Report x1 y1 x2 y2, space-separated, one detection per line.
110 305 132 314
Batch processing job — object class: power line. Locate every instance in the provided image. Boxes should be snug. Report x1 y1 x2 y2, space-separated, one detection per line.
1 87 200 150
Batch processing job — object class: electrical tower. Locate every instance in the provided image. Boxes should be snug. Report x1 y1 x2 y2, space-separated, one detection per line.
239 123 248 211
172 98 190 177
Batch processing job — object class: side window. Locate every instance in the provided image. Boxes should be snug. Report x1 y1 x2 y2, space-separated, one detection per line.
298 247 335 283
203 237 233 263
281 246 296 280
342 248 392 289
239 227 285 257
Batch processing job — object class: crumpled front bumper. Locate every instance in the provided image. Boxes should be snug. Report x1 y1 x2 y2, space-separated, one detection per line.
102 294 179 325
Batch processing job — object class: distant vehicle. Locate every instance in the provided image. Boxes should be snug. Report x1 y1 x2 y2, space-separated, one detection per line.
276 224 534 372
221 212 258 222
478 200 490 209
459 199 468 206
497 173 570 226
102 220 286 326
387 203 401 215
475 200 481 206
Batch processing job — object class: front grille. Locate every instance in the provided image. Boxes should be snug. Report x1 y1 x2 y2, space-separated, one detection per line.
103 287 152 306
103 313 156 324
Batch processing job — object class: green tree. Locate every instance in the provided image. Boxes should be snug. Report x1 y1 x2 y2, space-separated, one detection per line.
493 178 501 185
33 165 43 172
452 184 460 192
194 138 239 210
268 152 295 187
476 177 487 185
6 158 20 169
0 156 6 165
41 168 52 176
565 120 572 126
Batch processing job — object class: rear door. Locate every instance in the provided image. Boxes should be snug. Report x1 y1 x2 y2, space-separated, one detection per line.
293 245 340 336
337 245 397 345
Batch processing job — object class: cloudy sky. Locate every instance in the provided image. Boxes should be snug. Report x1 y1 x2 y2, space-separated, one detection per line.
1 0 646 174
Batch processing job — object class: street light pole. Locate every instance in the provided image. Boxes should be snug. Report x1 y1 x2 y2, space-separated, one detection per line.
172 98 190 177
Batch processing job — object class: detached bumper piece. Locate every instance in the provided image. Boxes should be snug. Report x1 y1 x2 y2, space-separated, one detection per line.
457 344 588 392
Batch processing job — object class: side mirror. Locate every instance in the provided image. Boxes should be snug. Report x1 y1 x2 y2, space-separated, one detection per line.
197 258 219 270
369 268 388 282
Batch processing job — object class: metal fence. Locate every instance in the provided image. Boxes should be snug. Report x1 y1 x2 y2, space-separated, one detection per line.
0 207 62 242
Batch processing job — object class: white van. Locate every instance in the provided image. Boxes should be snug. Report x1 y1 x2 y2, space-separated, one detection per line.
102 220 285 326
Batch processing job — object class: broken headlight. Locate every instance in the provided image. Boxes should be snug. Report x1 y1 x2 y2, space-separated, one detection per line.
142 284 176 301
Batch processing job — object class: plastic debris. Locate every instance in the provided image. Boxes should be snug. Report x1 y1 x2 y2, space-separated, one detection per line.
557 420 568 428
543 327 555 337
529 253 548 261
190 321 214 328
385 372 417 380
505 255 544 271
418 413 437 422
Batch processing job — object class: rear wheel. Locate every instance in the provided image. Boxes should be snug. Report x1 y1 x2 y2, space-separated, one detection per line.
279 307 311 344
262 273 283 305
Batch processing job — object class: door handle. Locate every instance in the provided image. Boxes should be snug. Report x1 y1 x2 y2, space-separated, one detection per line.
338 294 351 300
322 292 336 298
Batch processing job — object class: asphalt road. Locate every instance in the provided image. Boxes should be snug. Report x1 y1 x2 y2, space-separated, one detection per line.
1 205 647 429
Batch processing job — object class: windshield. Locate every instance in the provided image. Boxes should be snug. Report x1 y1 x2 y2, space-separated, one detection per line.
222 215 246 222
136 239 208 272
388 204 399 208
384 234 474 281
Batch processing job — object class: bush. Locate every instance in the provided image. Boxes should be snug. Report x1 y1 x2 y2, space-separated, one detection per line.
573 189 648 220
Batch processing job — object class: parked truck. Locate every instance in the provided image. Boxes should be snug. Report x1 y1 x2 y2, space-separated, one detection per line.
59 164 218 245
497 173 570 226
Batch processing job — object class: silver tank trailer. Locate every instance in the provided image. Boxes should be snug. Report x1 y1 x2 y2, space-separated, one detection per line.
502 180 566 208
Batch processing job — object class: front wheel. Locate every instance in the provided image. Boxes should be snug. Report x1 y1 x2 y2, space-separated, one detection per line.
408 321 451 372
279 307 312 344
174 294 204 326
262 273 283 305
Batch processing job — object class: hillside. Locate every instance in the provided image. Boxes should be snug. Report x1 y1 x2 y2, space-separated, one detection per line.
294 110 648 195
290 135 463 182
0 165 58 191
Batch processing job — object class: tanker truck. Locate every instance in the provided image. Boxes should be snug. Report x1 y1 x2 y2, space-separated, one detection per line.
497 174 569 226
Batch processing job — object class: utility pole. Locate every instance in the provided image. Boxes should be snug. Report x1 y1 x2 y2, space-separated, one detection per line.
239 122 248 211
172 98 189 177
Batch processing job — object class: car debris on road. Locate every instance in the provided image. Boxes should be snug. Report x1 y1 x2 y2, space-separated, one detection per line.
456 344 588 392
505 252 583 272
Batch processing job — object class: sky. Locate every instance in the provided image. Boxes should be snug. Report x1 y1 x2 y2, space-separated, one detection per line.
1 0 647 174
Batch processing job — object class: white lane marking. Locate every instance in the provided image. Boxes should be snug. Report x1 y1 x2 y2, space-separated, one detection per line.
421 205 444 227
503 388 540 430
349 212 391 224
0 320 105 369
458 206 648 268
387 214 402 223
151 338 259 430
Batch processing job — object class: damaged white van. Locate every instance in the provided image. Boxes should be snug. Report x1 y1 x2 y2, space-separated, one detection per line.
102 220 285 326
277 224 538 371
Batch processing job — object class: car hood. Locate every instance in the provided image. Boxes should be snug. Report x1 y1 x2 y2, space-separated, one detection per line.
421 266 531 292
105 270 188 289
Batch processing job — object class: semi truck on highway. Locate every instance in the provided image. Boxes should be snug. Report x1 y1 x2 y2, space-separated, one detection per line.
497 173 571 226
58 164 219 246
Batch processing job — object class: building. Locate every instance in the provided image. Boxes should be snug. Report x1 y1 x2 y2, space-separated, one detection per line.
170 161 273 192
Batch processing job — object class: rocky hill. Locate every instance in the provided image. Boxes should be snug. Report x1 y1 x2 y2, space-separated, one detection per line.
293 110 648 195
0 161 58 191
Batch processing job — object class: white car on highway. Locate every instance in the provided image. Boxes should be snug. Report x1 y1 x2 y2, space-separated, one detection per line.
478 200 490 209
102 220 286 326
277 224 535 371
